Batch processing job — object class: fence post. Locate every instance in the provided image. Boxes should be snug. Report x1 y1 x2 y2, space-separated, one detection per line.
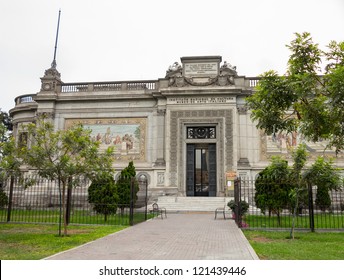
129 177 134 226
308 183 315 232
234 178 242 227
65 177 73 225
6 175 15 222
139 174 148 221
66 186 72 225
58 179 62 237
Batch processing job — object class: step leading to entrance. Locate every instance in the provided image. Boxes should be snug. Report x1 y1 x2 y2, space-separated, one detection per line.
153 196 234 212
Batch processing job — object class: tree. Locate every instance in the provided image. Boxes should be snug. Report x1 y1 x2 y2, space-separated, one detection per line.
0 185 8 209
0 112 18 211
88 174 118 222
116 161 139 215
289 144 308 239
20 117 114 236
246 32 344 153
0 136 23 174
0 110 13 135
0 116 23 194
304 157 342 212
254 156 293 225
0 110 13 163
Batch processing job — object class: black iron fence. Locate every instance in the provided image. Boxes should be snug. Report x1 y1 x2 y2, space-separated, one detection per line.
0 174 149 226
234 177 344 231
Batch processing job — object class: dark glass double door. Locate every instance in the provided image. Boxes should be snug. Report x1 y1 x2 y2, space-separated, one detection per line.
186 143 216 196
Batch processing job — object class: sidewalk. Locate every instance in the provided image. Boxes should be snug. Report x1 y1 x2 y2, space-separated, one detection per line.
45 213 259 260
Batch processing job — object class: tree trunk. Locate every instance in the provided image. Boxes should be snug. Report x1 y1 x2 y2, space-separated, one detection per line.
290 195 299 240
277 211 281 226
61 181 68 236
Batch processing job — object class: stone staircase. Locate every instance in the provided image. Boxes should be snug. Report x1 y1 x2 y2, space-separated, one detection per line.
152 196 234 213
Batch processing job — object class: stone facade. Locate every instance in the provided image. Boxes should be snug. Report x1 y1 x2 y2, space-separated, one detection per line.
10 55 344 199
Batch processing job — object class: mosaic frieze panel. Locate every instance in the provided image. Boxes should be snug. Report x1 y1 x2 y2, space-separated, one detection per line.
65 118 147 161
260 130 344 160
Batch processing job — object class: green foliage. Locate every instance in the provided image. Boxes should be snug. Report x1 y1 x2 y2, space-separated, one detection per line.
291 144 308 176
0 136 23 176
18 117 115 236
246 32 344 153
21 118 114 180
116 161 139 214
289 145 309 215
88 174 119 221
315 186 331 212
0 110 13 134
0 123 7 144
246 71 297 135
304 157 342 211
254 144 342 238
254 156 293 223
0 187 8 209
227 200 249 216
0 111 16 172
288 187 308 215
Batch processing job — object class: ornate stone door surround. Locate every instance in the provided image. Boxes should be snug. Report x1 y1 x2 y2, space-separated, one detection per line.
169 109 233 196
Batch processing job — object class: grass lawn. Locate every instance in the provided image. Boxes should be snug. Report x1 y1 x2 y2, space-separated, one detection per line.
243 230 344 260
244 214 344 229
1 209 152 225
0 223 127 260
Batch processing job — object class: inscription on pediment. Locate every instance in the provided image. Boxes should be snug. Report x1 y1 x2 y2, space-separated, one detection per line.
167 96 235 105
184 62 218 77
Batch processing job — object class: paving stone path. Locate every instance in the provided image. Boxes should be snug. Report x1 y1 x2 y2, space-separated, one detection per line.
46 213 259 260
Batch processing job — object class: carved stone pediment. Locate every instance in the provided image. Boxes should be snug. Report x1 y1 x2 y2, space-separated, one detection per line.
166 58 237 87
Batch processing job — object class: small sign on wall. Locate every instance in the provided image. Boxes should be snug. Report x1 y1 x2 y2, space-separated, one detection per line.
225 171 236 194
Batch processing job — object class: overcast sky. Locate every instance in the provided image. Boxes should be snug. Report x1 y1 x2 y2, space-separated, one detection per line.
1 0 344 113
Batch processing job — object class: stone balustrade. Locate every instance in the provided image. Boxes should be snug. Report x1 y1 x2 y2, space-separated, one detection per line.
61 80 157 93
14 78 259 105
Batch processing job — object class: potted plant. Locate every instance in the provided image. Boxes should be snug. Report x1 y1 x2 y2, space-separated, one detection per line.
227 200 249 219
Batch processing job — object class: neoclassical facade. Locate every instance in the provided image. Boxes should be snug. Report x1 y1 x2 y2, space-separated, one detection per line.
10 56 344 198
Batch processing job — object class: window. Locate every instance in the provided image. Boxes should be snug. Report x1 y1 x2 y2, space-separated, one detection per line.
18 132 28 148
187 127 216 139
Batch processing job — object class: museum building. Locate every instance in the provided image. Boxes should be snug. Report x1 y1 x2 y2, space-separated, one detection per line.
10 55 341 200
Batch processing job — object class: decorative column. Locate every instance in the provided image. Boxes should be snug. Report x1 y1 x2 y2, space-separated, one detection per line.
237 105 250 167
154 108 166 166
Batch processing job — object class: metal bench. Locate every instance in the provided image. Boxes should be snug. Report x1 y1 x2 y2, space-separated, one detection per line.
214 204 227 220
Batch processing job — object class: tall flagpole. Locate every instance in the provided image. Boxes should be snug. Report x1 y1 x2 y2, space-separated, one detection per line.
51 9 61 69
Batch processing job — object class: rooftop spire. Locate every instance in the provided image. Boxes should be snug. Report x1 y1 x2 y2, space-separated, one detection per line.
51 9 61 69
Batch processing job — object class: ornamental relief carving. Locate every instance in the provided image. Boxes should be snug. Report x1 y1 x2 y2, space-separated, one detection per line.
166 60 236 87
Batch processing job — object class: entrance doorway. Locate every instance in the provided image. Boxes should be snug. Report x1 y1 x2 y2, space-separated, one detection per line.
186 143 216 196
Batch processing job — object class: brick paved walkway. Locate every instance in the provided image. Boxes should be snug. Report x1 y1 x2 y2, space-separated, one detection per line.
45 213 259 260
